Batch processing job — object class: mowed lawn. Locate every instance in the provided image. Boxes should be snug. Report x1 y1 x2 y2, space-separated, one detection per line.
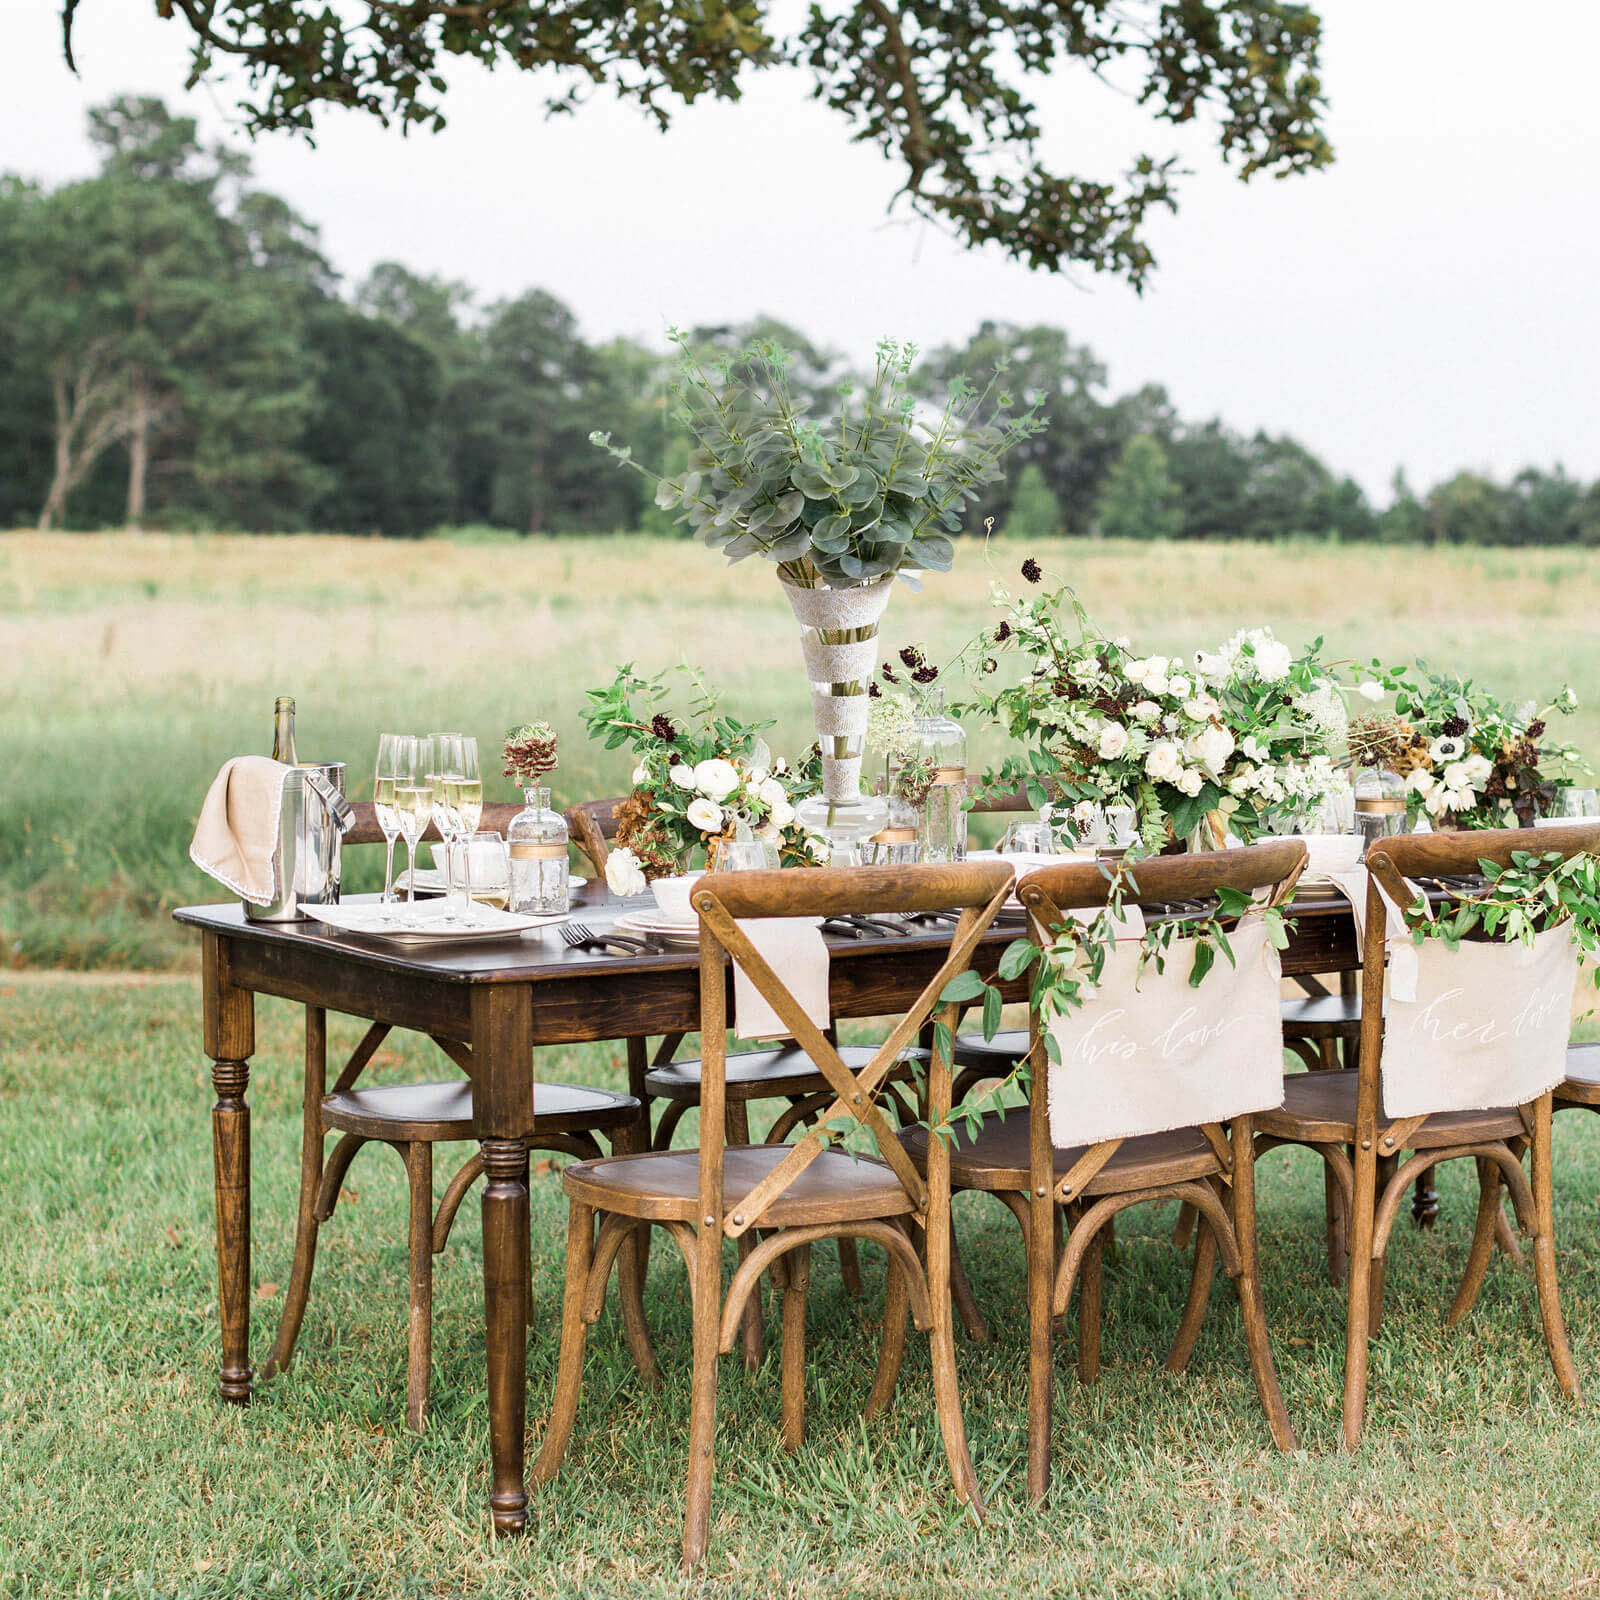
8 532 1600 1597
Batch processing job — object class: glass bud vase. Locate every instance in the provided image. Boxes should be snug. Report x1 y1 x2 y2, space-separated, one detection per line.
507 786 569 914
1353 765 1407 855
863 756 921 866
912 689 968 862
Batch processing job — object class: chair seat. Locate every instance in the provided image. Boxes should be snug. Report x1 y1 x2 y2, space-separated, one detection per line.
1257 1069 1521 1148
645 1043 914 1105
561 1143 916 1225
951 1028 1030 1069
1556 1041 1600 1108
1279 992 1361 1038
901 1113 1218 1195
322 1080 639 1142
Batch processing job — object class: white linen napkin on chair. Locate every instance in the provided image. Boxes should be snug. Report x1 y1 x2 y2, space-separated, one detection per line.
732 918 831 1043
1321 865 1421 1002
189 756 293 905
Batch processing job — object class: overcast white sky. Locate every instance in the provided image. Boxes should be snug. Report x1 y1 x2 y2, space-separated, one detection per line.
6 1 1598 503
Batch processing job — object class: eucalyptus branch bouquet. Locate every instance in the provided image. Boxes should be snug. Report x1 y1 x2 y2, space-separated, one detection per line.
592 333 1042 588
581 663 826 888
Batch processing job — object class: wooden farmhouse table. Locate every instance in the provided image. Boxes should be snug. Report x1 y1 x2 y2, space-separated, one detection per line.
174 881 1365 1533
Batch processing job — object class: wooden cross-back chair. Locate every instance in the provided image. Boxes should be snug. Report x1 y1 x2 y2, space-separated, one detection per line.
1255 822 1600 1448
261 805 648 1432
532 860 1015 1569
908 842 1306 1501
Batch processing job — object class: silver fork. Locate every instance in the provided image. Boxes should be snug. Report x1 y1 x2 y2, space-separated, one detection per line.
559 921 660 955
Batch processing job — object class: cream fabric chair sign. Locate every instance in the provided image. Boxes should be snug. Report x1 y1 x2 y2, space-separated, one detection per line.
1380 925 1580 1118
1045 914 1286 1149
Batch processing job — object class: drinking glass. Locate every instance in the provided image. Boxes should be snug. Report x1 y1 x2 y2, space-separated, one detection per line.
425 733 460 915
1556 787 1600 820
446 737 484 911
374 729 409 908
391 739 431 908
464 832 510 908
714 839 772 872
1001 820 1053 855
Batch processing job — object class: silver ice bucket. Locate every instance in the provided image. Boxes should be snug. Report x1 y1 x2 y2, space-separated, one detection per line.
246 761 355 922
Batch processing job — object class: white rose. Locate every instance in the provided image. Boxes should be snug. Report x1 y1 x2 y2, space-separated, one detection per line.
686 797 724 832
1145 673 1170 697
758 776 787 808
1147 656 1169 678
1133 700 1161 723
1124 658 1150 684
1358 681 1385 702
1194 724 1235 772
1462 753 1493 783
1098 723 1130 759
1182 698 1210 722
1228 766 1255 796
1145 740 1182 783
693 758 740 801
1167 673 1191 699
767 797 795 828
1442 760 1473 791
669 763 697 789
1175 767 1205 797
1194 651 1227 680
604 846 647 898
1253 639 1293 683
1242 735 1268 763
632 763 650 787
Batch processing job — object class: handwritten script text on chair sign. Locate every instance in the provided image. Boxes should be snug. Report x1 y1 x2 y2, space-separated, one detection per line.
1069 1005 1252 1066
1408 981 1569 1049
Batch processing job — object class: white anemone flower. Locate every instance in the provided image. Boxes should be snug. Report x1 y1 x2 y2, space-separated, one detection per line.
669 763 697 789
1429 735 1466 764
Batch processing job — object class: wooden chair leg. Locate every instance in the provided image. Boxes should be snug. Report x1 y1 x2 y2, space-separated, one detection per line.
1028 1173 1055 1502
949 1221 990 1344
836 1235 864 1297
1324 1157 1349 1287
1076 1227 1105 1384
1368 1153 1397 1339
1495 1205 1526 1263
532 1200 596 1485
725 1102 765 1372
404 1142 434 1433
1448 1156 1504 1327
1341 1141 1379 1451
865 1245 909 1421
606 1122 661 1388
682 1223 723 1569
1171 1200 1197 1250
1230 1118 1296 1451
1531 1098 1581 1400
264 1141 324 1381
1166 1216 1219 1374
780 1243 812 1451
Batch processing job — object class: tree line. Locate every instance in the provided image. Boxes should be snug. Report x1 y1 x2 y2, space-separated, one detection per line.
4 97 1598 548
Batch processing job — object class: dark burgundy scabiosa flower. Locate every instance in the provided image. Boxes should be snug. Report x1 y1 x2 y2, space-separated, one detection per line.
994 620 1012 642
899 645 922 670
881 661 899 683
911 664 939 685
1021 558 1042 584
1528 718 1547 739
1441 714 1470 738
650 713 678 743
867 681 881 698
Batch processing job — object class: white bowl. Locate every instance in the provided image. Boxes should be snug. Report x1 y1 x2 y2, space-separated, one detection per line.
1301 833 1363 875
649 874 701 921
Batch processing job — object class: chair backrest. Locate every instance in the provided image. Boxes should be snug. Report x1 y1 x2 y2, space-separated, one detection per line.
344 800 522 846
1360 823 1600 1126
565 797 625 877
690 862 1014 1243
1016 840 1307 1179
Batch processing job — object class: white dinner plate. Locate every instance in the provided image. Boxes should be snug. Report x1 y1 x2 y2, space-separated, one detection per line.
395 868 586 895
615 909 701 946
306 901 568 944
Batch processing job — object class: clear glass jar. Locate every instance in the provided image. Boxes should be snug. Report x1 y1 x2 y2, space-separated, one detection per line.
1353 765 1407 855
864 757 921 866
507 786 569 914
911 690 967 862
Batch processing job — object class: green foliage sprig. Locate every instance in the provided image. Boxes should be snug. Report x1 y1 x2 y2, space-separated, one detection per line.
1405 850 1600 974
593 334 1042 589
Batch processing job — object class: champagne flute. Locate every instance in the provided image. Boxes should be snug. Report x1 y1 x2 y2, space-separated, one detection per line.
424 733 456 911
446 737 483 916
393 738 432 911
374 733 408 913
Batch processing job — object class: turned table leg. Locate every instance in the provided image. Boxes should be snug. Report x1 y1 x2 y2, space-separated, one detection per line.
473 986 533 1535
204 933 255 1406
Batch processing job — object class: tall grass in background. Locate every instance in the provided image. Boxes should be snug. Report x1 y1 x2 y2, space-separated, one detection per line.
6 531 1599 968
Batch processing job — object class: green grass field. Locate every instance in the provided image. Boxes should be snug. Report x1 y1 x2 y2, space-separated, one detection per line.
8 531 1600 1597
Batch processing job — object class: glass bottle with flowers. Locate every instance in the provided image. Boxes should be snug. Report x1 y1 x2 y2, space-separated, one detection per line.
883 645 968 861
503 722 569 914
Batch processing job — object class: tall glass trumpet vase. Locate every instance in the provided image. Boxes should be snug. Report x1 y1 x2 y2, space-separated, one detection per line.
782 574 893 853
